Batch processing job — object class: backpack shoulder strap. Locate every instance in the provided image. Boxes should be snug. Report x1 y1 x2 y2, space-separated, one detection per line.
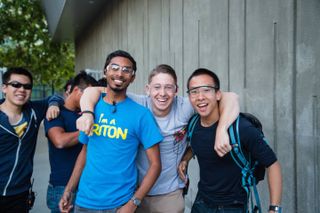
229 115 262 213
228 116 248 168
186 113 200 143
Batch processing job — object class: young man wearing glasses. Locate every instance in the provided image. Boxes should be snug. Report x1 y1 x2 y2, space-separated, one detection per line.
178 68 282 213
75 64 239 213
0 67 62 212
59 50 163 213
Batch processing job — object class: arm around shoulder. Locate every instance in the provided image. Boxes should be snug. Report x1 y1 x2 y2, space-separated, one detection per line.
215 92 240 157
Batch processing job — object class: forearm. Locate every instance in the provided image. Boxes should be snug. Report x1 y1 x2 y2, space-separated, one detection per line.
134 145 161 200
218 92 239 130
80 87 104 111
182 147 193 162
267 161 282 205
65 145 87 193
49 129 79 148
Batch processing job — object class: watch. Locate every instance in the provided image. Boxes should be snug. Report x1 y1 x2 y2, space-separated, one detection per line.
130 196 141 207
269 205 282 212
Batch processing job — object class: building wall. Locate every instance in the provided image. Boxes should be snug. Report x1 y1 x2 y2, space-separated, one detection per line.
74 0 320 212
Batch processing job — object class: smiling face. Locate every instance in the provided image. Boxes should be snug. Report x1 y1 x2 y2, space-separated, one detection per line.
2 74 32 107
188 74 221 123
104 56 135 94
146 73 177 117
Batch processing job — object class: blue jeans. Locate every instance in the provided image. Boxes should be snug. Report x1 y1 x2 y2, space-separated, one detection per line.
191 193 246 213
74 205 120 213
47 184 72 213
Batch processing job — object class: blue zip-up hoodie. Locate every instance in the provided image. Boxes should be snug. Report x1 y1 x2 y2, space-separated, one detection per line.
0 96 63 196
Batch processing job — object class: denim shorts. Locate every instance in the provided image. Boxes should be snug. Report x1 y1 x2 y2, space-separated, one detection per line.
191 193 246 213
47 184 72 213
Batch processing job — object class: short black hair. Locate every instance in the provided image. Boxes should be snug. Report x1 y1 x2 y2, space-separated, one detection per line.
2 67 33 85
70 71 98 92
64 78 74 92
187 68 220 90
103 50 137 72
97 77 107 87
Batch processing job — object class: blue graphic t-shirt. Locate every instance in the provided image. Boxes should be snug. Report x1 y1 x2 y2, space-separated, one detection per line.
76 95 163 209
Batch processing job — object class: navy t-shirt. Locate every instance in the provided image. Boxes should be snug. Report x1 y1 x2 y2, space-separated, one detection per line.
44 106 82 186
190 115 277 205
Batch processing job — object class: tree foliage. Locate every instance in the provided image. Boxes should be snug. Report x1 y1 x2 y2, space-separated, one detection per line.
0 0 74 90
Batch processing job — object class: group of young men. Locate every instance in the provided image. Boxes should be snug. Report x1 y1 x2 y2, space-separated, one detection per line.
0 49 282 213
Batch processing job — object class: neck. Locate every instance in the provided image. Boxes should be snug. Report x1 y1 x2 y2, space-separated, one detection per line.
152 105 171 118
200 109 220 127
0 101 23 124
64 97 79 111
0 101 23 115
104 87 127 104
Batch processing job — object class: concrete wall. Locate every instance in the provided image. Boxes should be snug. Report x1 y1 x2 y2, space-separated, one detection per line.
73 0 320 212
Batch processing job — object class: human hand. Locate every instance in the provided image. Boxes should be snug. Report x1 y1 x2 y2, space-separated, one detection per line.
178 160 188 183
59 191 74 213
214 127 232 157
76 114 94 135
116 200 137 213
46 105 60 121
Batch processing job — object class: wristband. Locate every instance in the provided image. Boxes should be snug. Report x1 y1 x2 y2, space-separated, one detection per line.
81 110 95 118
269 205 282 212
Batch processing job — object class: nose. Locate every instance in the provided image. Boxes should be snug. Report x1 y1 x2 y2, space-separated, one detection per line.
159 87 166 96
196 91 205 100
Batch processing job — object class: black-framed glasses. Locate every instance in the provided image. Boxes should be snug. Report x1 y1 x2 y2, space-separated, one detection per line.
5 81 33 90
187 85 218 98
107 63 134 75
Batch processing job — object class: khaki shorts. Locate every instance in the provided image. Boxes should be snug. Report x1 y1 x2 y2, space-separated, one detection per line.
136 189 184 213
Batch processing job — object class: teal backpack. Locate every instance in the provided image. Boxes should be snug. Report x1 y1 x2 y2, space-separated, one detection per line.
186 112 267 213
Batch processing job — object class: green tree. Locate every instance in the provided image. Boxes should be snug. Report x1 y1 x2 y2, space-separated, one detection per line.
0 0 74 91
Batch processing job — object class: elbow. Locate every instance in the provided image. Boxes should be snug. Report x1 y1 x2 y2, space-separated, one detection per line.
52 141 66 149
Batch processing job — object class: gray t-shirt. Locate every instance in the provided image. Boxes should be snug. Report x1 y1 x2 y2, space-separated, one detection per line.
128 93 194 195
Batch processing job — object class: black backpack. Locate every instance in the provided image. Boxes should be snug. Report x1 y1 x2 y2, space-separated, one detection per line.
187 112 267 213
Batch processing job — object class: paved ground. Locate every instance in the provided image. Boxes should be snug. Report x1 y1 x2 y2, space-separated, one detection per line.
31 123 50 213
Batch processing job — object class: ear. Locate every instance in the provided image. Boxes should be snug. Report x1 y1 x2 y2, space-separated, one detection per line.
2 85 7 94
129 74 136 83
216 90 222 101
145 84 150 96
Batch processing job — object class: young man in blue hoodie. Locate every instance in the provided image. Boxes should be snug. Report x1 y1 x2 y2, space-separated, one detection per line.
0 67 62 213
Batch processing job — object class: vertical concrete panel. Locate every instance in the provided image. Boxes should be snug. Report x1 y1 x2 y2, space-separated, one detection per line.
296 0 320 212
148 0 163 68
169 0 184 93
183 0 200 79
198 0 229 90
229 0 246 109
271 1 295 212
127 0 146 93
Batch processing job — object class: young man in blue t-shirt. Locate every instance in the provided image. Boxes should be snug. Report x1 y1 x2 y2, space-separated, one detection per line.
178 68 283 213
59 50 163 213
44 71 97 213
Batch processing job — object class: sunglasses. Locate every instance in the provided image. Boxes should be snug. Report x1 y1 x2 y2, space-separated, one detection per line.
5 81 33 90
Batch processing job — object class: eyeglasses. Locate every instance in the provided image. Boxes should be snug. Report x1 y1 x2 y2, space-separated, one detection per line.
150 84 177 94
5 81 33 90
107 63 134 75
187 85 218 98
